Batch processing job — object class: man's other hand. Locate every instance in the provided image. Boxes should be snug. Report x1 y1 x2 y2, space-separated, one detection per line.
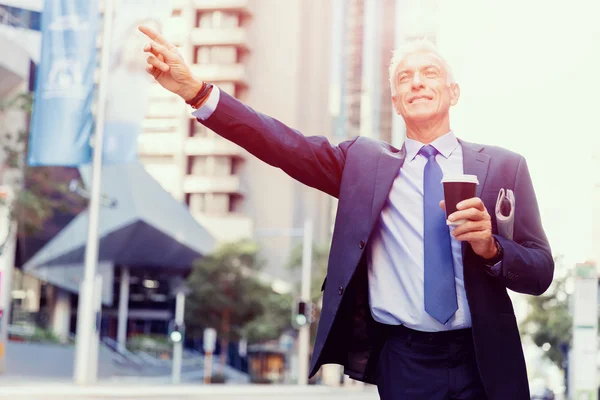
439 198 497 260
138 25 203 101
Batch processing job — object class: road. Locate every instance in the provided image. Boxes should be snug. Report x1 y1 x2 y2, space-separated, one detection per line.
0 384 380 400
1 393 379 400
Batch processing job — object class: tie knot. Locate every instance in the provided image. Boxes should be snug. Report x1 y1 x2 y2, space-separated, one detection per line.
419 145 438 159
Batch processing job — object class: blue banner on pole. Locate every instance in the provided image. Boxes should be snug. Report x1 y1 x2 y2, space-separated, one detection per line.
27 0 99 167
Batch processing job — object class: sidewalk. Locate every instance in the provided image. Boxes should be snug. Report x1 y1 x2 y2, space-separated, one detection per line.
0 382 376 398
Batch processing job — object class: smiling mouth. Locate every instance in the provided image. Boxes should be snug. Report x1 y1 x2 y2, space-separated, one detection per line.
409 96 432 103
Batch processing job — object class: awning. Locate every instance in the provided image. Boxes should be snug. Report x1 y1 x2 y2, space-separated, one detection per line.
23 162 216 272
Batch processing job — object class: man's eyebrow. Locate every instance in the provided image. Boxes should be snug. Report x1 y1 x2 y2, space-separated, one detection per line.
397 64 442 75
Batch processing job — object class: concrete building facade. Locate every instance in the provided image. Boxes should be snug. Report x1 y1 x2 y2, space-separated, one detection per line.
141 0 335 286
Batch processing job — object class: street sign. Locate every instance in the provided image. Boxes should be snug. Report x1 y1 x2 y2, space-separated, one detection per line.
571 262 598 400
203 328 217 353
238 338 247 358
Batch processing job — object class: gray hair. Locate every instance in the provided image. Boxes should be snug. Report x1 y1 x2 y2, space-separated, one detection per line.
388 39 455 95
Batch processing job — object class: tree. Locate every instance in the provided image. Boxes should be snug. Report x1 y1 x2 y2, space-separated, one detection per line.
520 275 572 368
286 242 330 346
185 240 292 369
286 242 330 305
520 255 573 369
0 92 84 237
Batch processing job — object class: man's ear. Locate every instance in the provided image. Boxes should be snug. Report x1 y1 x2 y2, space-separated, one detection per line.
392 94 401 114
449 83 460 106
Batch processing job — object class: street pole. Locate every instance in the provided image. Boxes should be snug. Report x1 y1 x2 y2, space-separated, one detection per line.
297 218 312 385
117 266 130 352
203 327 216 384
204 352 213 384
172 290 185 384
73 0 114 385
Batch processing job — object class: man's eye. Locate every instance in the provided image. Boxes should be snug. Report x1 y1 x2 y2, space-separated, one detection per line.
424 70 438 77
399 75 410 83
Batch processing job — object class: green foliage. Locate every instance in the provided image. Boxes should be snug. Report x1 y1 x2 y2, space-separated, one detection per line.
30 327 62 344
127 334 172 355
520 257 572 369
240 289 293 343
185 240 292 345
0 93 84 236
285 242 330 304
286 242 330 346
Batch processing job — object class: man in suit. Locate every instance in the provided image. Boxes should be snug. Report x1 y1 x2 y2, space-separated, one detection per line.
140 26 554 399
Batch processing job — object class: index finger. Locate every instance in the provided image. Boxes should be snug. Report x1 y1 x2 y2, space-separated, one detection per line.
138 25 174 49
456 197 485 212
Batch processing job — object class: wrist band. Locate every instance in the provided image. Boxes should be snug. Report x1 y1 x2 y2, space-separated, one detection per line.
185 82 213 108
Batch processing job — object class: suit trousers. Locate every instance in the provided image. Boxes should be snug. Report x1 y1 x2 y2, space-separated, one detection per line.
376 324 487 400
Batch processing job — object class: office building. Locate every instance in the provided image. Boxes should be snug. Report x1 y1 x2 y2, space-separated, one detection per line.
140 0 335 285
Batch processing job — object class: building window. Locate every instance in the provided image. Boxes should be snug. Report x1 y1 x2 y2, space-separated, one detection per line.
195 46 237 65
189 193 206 214
230 194 243 213
207 193 229 215
196 10 239 29
213 156 232 177
188 156 208 176
192 122 217 138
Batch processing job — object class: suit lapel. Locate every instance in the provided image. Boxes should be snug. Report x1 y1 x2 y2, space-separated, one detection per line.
460 140 490 198
369 146 406 228
459 140 491 258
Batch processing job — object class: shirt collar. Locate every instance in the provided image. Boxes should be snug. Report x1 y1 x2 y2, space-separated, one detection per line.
405 131 459 161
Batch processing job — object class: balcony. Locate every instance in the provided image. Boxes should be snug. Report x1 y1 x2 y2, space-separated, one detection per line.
191 64 247 86
138 133 180 155
183 175 241 194
184 137 244 157
192 0 251 16
190 27 248 49
146 100 182 118
142 118 180 133
147 84 179 100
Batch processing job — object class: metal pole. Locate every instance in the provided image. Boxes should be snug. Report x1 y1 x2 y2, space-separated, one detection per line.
172 290 185 384
117 266 130 352
87 275 103 382
73 0 114 385
204 352 213 384
297 218 312 385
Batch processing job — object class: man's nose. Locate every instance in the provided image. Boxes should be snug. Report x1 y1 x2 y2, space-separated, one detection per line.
411 72 424 89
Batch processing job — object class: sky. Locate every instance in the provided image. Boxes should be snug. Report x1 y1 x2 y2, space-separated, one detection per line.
430 0 600 267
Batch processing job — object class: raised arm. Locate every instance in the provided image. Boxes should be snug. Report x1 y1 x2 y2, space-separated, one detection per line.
140 25 353 197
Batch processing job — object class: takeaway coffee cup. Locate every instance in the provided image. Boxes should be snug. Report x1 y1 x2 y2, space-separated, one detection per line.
441 174 479 225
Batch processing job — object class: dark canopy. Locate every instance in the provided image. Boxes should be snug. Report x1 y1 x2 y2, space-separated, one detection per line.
24 163 216 272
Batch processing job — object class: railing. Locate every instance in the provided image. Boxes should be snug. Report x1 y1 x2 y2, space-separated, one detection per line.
100 336 146 369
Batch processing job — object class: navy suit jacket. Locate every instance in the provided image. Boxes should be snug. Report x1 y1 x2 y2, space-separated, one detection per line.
200 91 554 400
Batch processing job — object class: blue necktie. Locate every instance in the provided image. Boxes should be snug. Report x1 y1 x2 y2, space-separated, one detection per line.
420 145 458 324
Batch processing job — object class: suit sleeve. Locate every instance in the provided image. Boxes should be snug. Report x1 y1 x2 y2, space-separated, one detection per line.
198 90 355 198
494 156 554 295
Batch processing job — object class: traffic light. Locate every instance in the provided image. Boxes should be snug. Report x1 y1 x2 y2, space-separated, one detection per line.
168 321 185 343
292 299 315 329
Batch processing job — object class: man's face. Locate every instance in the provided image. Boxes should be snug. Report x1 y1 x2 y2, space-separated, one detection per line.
391 51 459 123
